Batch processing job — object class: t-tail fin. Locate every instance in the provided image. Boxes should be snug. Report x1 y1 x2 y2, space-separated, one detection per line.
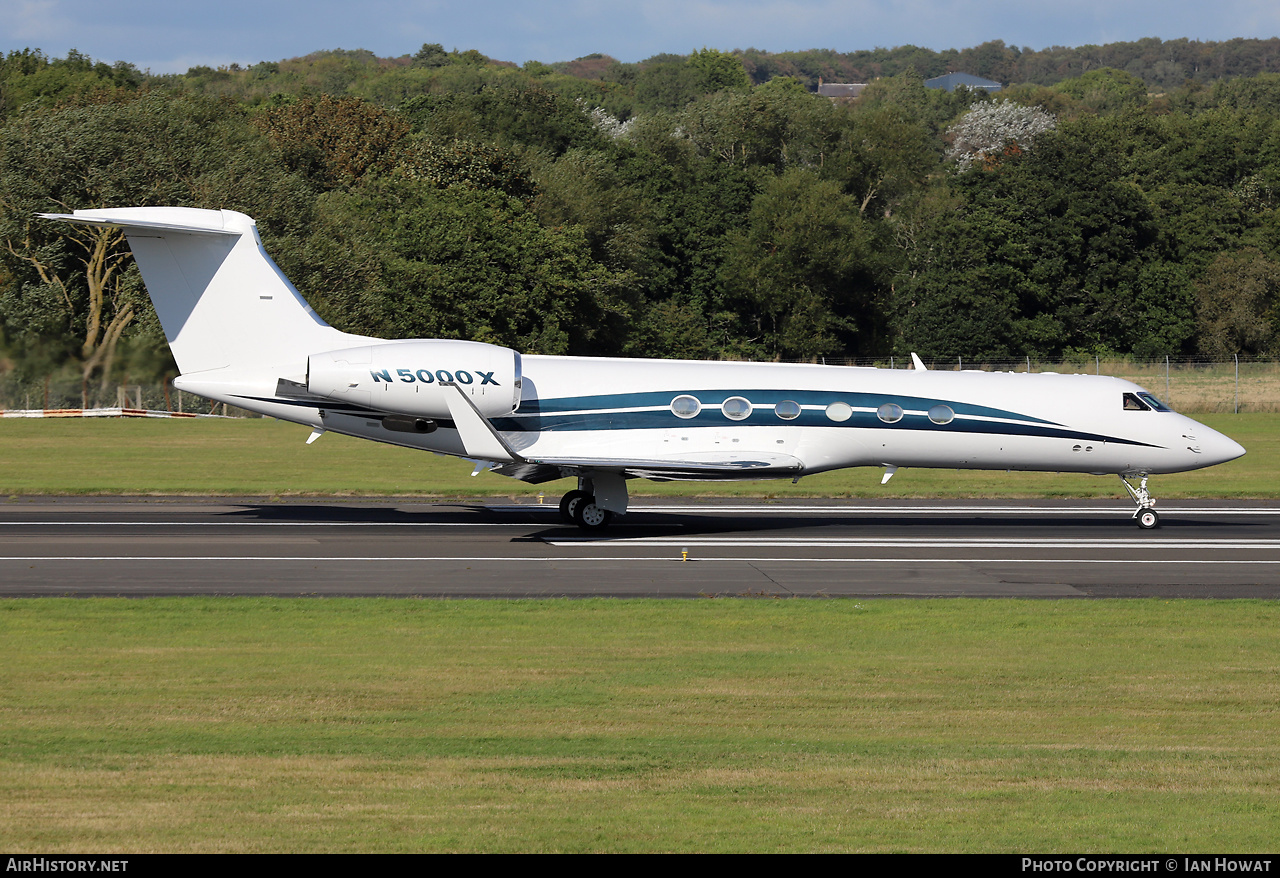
41 207 368 377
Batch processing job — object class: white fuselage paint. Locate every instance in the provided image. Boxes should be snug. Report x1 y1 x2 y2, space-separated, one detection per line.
176 354 1242 480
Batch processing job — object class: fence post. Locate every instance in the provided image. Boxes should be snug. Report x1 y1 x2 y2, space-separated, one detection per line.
1235 354 1239 414
1165 356 1170 404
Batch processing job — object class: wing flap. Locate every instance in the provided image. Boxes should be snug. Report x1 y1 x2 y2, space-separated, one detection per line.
495 452 803 483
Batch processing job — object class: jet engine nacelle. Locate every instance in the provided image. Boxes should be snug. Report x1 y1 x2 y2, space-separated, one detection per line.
308 340 522 419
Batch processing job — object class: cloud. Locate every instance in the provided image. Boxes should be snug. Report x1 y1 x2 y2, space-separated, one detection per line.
7 0 73 42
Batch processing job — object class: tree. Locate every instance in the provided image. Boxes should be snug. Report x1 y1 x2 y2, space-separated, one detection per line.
254 95 410 189
686 48 750 92
855 67 985 138
1052 68 1148 113
396 136 536 203
946 101 1057 171
0 93 316 386
401 84 604 156
719 169 880 358
413 43 449 68
892 118 1192 360
300 179 634 355
0 49 142 117
823 104 937 215
632 58 703 112
0 218 138 380
891 199 1027 360
631 49 749 113
1195 248 1280 358
532 146 656 276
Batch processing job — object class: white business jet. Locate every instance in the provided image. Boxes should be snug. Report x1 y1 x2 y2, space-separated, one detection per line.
44 207 1245 530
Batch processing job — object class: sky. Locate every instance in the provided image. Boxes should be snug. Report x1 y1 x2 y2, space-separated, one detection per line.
4 0 1280 74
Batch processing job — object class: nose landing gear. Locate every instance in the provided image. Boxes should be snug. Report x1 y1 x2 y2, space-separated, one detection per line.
1121 475 1160 529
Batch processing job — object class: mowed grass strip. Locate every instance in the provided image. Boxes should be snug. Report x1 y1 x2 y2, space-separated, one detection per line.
0 413 1270 498
1 599 1277 852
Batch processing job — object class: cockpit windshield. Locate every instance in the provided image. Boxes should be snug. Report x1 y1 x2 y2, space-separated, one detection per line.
1123 391 1173 412
1137 392 1172 411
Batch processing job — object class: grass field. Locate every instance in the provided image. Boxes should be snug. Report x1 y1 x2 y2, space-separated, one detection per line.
1 599 1277 853
0 412 1271 498
2 415 1276 853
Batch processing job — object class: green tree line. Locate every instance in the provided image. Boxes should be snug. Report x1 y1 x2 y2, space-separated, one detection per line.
3 43 1280 391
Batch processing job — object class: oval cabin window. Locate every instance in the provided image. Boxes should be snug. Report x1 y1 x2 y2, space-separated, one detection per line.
671 395 701 419
826 402 853 422
876 403 904 424
774 400 802 420
722 396 752 420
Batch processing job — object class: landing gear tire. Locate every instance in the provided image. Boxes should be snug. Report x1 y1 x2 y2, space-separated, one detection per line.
559 490 588 523
1121 475 1160 532
572 495 613 530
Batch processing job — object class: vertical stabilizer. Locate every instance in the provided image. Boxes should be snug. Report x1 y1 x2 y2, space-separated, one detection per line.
41 207 368 376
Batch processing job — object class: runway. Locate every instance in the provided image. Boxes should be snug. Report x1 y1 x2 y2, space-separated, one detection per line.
3 497 1279 598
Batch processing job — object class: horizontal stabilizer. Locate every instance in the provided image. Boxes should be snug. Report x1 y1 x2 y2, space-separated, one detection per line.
39 209 241 236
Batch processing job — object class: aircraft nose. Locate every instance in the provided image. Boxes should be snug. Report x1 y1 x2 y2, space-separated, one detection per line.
1197 426 1246 467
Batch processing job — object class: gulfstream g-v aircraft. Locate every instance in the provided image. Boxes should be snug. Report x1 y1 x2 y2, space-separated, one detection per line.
44 207 1245 530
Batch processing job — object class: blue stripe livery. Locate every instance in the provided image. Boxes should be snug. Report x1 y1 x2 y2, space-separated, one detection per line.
488 388 1156 448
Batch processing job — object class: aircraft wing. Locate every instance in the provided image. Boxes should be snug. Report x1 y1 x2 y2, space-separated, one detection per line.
441 382 803 482
491 454 802 483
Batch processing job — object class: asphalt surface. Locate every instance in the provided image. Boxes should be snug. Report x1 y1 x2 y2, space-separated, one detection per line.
3 496 1279 598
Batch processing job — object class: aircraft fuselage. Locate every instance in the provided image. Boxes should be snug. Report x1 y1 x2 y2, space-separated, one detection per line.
177 354 1241 482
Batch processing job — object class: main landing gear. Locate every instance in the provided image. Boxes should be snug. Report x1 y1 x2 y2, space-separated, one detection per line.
559 489 612 529
1120 474 1160 529
558 473 628 530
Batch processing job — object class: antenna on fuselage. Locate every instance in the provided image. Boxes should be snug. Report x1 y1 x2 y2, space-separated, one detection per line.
911 353 927 371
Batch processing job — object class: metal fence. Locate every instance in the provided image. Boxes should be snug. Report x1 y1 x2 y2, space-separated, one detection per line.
809 356 1280 414
3 358 1280 415
0 374 258 417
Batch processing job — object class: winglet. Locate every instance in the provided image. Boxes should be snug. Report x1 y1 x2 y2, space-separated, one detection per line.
440 381 523 464
911 353 927 372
